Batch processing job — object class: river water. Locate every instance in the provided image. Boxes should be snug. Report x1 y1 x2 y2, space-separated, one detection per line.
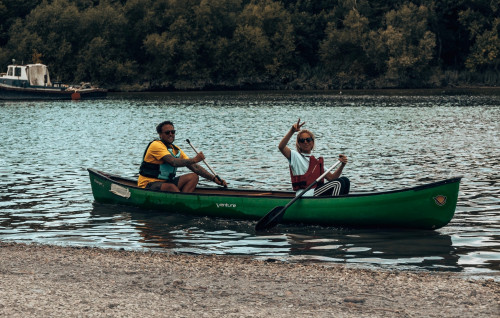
1 91 499 279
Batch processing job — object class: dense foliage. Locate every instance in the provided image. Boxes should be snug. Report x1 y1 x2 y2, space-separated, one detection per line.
0 0 498 90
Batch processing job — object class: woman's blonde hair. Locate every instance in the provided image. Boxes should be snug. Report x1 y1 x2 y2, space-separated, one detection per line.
295 129 315 152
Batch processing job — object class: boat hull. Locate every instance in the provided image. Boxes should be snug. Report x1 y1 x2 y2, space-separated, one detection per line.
0 85 107 100
88 169 461 230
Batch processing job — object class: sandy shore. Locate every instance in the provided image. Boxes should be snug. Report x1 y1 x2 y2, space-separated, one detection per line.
0 242 498 317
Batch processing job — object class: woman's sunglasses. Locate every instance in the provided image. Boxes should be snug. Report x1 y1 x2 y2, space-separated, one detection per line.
162 130 176 135
299 137 314 143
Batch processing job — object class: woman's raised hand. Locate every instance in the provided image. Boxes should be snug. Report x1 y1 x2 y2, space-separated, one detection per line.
292 118 305 132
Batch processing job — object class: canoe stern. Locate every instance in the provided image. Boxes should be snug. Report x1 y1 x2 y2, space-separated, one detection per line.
283 178 461 229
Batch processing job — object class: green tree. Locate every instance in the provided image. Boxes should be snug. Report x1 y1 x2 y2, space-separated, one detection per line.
229 0 295 85
283 0 337 68
373 3 436 87
0 0 40 46
459 1 500 76
143 19 198 88
3 0 80 81
76 0 135 85
192 0 242 85
142 32 174 87
0 0 496 89
76 36 136 85
123 0 154 67
464 19 500 73
431 0 470 70
319 9 371 88
142 0 203 88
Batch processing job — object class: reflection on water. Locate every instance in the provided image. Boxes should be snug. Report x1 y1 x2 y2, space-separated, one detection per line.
90 204 460 272
0 91 499 279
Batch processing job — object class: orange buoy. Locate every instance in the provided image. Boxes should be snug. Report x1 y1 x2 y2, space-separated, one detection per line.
71 92 81 100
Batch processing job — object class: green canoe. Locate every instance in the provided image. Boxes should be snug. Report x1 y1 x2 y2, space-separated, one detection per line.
88 168 461 230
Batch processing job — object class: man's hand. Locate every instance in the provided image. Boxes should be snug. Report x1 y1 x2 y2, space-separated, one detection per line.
193 151 205 163
214 175 228 187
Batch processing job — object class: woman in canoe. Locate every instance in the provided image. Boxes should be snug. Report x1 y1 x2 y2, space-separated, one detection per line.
278 119 350 197
138 120 227 192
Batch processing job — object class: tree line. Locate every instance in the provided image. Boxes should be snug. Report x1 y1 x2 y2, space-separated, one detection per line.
0 0 498 90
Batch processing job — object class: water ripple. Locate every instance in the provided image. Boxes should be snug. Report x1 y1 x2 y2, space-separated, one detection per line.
0 92 499 279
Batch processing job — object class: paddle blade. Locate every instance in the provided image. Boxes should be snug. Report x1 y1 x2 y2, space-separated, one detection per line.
255 206 285 232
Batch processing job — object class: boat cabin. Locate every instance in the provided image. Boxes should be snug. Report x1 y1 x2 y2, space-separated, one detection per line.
0 63 62 88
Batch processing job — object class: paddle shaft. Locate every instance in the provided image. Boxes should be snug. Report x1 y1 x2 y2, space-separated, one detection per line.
255 160 343 231
186 139 225 186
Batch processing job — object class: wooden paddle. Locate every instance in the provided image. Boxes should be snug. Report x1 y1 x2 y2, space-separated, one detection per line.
186 139 227 188
255 160 343 231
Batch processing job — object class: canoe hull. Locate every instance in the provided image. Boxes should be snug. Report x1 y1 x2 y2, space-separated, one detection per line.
88 169 461 230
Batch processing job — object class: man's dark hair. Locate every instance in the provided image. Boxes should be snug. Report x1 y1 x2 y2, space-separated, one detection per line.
156 121 174 134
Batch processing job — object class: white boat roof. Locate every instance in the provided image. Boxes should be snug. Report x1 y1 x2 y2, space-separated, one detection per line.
1 63 52 86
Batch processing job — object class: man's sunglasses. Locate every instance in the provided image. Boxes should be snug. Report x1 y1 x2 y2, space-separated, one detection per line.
299 137 314 143
162 130 176 135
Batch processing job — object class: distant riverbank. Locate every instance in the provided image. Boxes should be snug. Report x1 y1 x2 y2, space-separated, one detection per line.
111 86 500 95
1 242 498 317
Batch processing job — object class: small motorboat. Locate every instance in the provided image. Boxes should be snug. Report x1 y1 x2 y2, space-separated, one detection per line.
0 61 107 100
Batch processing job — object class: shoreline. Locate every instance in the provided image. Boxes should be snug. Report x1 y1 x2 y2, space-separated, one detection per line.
1 242 498 317
109 86 500 95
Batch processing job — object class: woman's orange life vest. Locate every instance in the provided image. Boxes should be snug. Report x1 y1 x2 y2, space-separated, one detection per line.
289 155 325 191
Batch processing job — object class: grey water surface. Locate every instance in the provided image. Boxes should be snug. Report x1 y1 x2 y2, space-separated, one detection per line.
1 91 498 279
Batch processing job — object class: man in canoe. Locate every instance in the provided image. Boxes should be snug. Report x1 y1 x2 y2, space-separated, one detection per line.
279 119 350 197
138 121 227 192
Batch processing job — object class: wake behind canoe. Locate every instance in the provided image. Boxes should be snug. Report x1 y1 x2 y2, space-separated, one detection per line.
88 168 461 230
